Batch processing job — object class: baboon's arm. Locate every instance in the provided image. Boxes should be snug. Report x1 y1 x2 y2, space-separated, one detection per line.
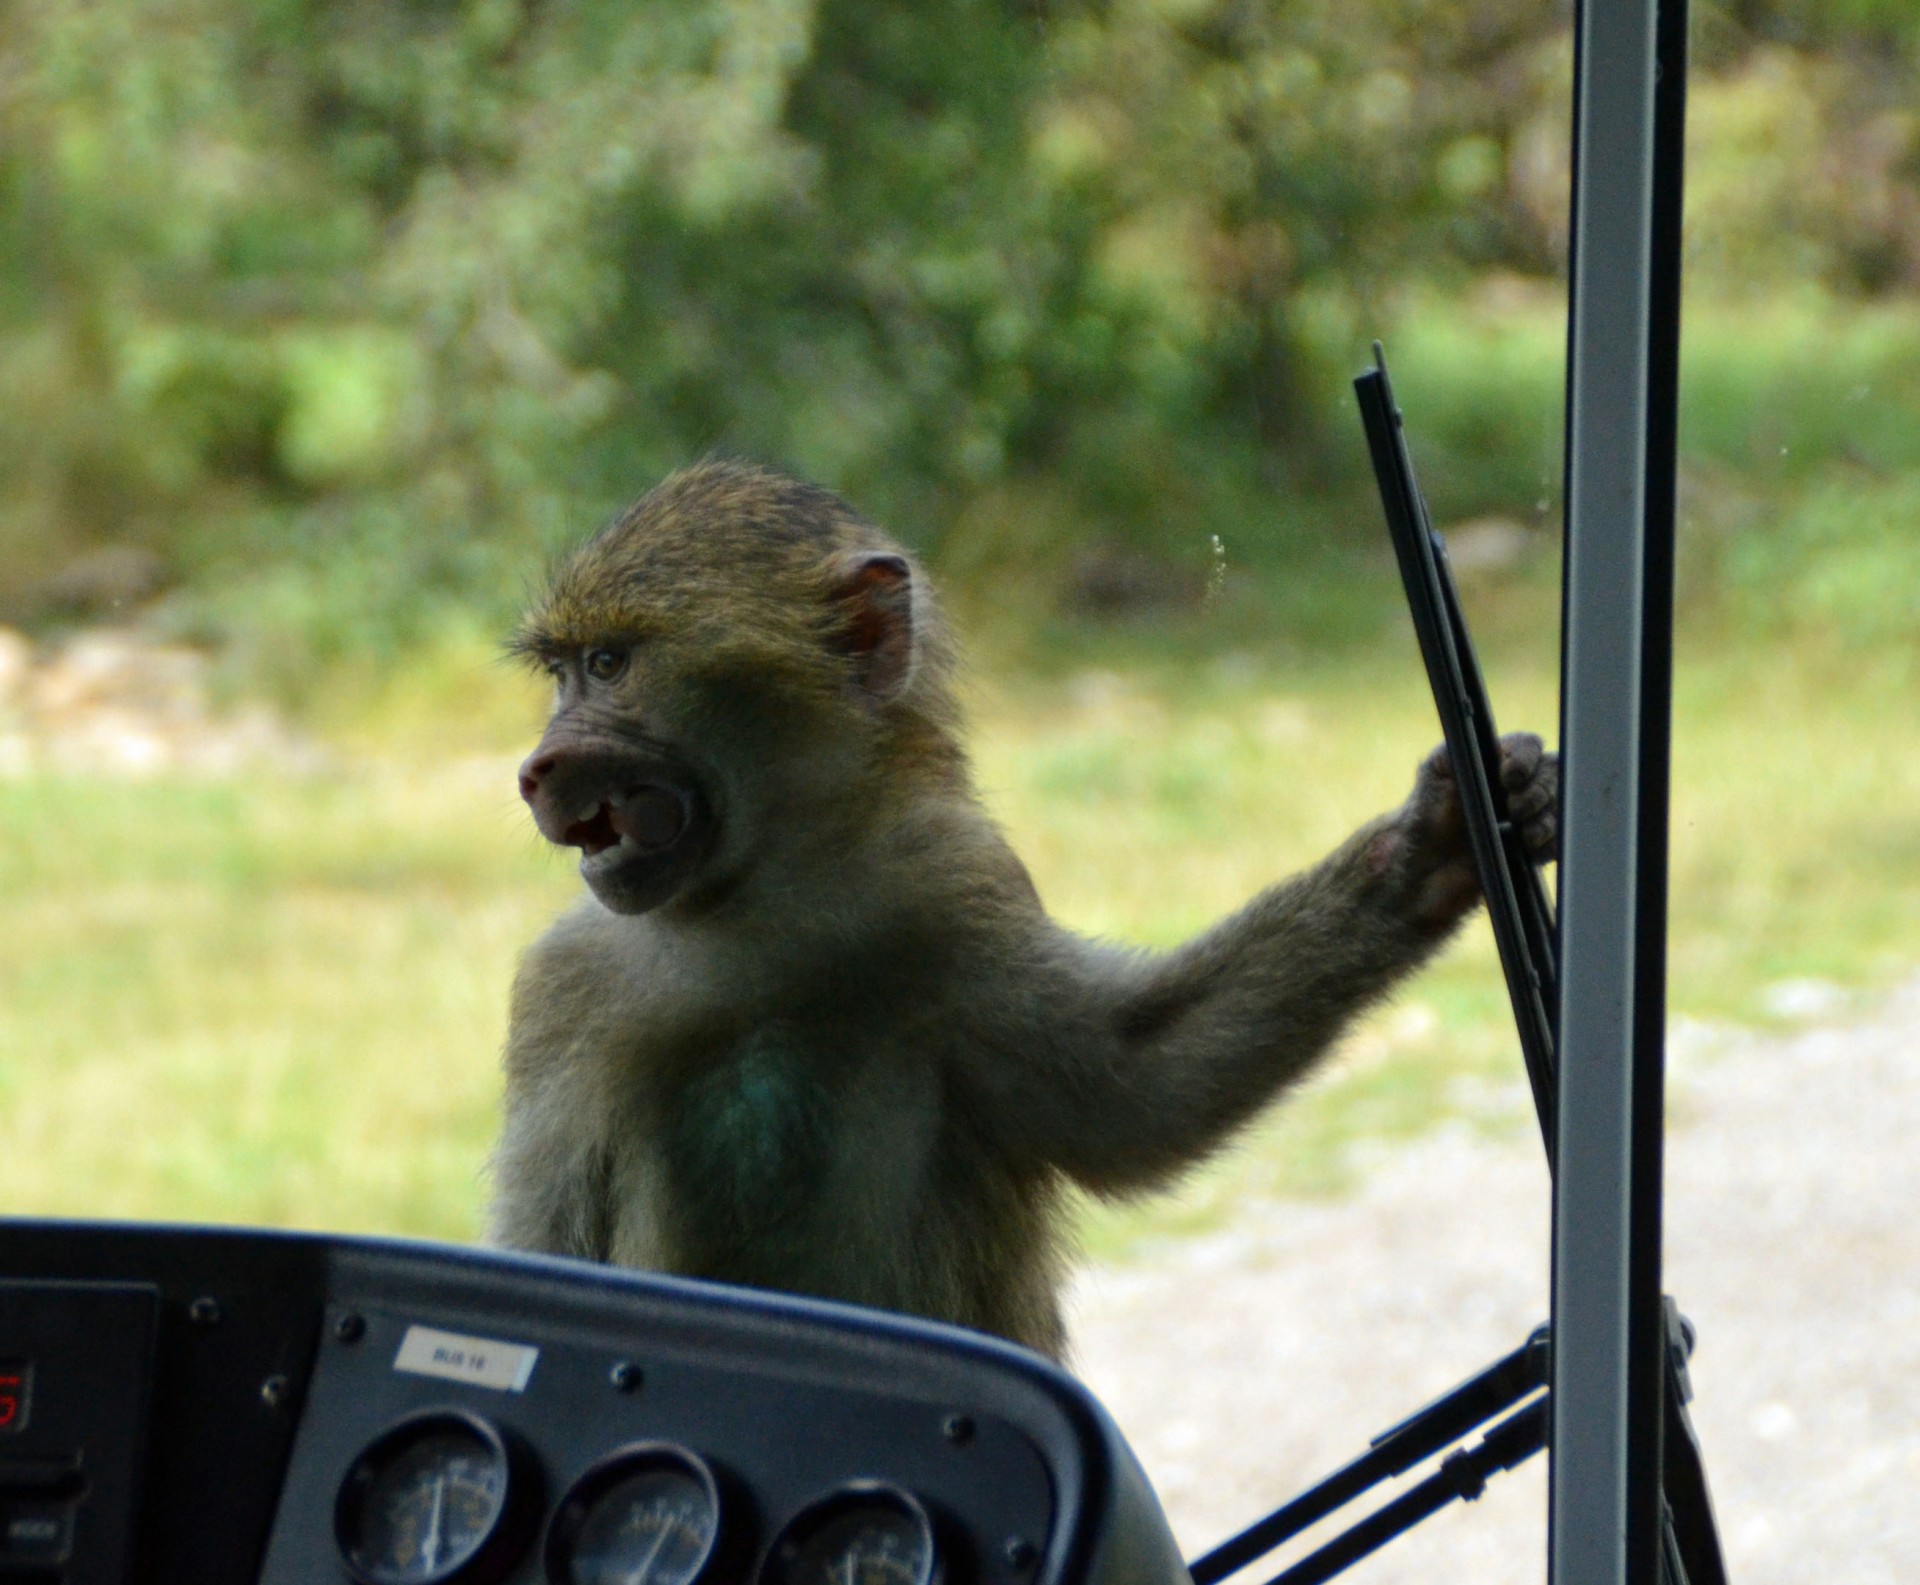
997 736 1555 1195
486 1070 614 1260
485 922 627 1260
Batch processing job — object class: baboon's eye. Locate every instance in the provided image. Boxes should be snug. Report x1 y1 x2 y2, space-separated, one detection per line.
584 647 629 682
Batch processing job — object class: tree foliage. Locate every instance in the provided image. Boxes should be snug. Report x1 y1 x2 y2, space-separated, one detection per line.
1 0 1913 664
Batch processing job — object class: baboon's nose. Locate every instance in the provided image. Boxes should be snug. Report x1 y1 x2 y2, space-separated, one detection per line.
518 751 556 805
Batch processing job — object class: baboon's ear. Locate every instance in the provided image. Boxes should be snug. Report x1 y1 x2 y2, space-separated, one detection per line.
832 552 915 703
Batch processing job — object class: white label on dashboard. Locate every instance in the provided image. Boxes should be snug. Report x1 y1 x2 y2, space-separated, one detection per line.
393 1324 539 1393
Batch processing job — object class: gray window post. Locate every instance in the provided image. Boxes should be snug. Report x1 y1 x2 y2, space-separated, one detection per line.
1550 0 1689 1580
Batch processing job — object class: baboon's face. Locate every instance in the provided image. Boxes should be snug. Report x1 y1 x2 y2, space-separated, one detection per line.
512 464 916 915
515 636 721 916
513 558 830 918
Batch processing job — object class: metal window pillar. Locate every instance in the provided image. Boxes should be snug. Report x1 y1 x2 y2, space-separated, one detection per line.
1550 0 1689 1580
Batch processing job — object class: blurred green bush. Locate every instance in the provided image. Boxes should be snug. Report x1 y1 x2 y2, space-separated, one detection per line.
1 0 1915 684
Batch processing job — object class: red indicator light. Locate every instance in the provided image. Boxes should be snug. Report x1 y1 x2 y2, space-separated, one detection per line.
0 1362 31 1434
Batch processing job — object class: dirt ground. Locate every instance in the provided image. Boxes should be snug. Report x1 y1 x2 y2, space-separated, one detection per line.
1068 975 1920 1585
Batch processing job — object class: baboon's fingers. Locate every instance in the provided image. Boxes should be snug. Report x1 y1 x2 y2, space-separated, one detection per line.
1507 776 1555 820
1523 812 1559 860
1498 732 1545 787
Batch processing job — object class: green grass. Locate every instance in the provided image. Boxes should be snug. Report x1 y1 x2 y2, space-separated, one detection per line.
1359 288 1920 520
0 757 571 1239
4 620 1917 1261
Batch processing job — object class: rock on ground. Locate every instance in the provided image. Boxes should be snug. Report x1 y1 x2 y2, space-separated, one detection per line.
1068 977 1920 1585
0 625 318 777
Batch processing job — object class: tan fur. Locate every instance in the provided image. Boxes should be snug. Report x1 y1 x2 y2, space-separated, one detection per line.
488 460 1557 1360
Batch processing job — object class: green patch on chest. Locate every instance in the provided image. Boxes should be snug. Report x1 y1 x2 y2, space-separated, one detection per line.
663 1033 829 1238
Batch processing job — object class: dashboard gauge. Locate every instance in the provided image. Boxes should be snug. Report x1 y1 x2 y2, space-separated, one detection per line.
544 1445 726 1585
335 1409 534 1585
760 1483 940 1585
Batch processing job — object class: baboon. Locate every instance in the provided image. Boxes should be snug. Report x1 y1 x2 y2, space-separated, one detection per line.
488 460 1557 1360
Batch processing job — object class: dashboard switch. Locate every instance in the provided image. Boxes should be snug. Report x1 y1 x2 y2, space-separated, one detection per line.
1 1497 75 1566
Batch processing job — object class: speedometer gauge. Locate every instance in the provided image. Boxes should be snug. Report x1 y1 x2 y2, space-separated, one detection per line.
760 1483 940 1585
544 1445 728 1585
335 1410 535 1585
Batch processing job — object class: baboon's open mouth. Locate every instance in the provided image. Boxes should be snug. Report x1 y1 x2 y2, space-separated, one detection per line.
519 740 715 914
562 785 690 857
575 780 714 915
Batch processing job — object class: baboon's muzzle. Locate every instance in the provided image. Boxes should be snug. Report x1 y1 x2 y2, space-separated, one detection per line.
518 739 715 914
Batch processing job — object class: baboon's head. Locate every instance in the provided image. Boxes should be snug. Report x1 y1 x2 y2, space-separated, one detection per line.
512 461 960 915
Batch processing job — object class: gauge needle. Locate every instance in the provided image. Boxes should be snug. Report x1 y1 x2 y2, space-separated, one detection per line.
422 1476 445 1572
627 1517 671 1585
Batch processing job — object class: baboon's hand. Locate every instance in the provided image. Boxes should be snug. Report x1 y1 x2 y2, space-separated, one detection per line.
1385 732 1558 927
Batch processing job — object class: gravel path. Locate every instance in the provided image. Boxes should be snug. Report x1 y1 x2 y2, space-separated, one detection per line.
1067 976 1920 1584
